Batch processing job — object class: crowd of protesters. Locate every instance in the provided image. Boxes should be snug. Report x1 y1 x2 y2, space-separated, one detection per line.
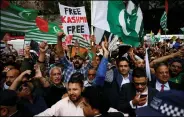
0 32 184 117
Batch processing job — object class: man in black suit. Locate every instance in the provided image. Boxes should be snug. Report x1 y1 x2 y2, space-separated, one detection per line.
82 86 124 117
150 63 181 91
118 67 158 117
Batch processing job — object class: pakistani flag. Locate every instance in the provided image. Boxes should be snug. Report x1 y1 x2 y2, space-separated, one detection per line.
155 29 161 42
92 0 144 47
160 11 167 31
0 0 38 32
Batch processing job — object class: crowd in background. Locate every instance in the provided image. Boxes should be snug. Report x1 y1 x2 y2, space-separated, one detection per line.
0 32 184 117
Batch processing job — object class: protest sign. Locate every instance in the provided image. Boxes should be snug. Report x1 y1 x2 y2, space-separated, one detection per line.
58 3 90 41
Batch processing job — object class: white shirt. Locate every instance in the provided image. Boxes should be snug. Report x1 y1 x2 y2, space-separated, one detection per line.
129 88 148 109
121 74 130 87
156 80 170 91
83 80 92 87
35 97 84 116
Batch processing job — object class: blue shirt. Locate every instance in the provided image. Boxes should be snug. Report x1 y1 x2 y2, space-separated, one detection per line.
60 56 92 82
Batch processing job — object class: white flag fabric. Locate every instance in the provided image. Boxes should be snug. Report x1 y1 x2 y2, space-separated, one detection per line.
145 48 151 81
92 0 144 47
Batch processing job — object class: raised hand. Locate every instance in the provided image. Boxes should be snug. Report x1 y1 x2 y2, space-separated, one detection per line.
39 41 48 53
56 32 65 58
34 64 42 78
101 36 109 58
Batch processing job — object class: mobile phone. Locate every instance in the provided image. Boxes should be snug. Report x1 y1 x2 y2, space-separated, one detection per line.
140 94 147 98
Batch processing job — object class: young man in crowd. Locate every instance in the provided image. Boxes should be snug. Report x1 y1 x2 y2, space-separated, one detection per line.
118 67 158 116
56 32 92 82
35 73 85 116
94 40 133 109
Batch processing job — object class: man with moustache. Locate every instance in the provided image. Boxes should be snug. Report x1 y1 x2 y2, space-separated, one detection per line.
56 32 92 83
35 73 85 116
84 68 96 87
2 69 20 90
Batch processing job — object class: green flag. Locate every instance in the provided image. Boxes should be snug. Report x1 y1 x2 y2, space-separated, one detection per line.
92 0 143 47
25 22 64 44
160 11 167 31
0 0 38 32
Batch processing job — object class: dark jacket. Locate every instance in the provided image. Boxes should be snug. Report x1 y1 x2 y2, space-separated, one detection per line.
93 57 133 109
18 95 47 116
103 68 133 109
98 112 124 117
44 85 67 107
149 75 182 91
118 83 158 117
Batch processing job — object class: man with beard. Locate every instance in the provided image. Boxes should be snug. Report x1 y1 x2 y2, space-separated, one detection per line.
56 32 92 83
84 68 96 87
2 69 20 90
118 67 158 116
169 59 184 84
35 73 85 116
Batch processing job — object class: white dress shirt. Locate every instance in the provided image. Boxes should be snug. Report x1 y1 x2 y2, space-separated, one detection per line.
121 74 130 87
35 97 84 116
129 88 148 109
156 80 170 91
83 80 92 87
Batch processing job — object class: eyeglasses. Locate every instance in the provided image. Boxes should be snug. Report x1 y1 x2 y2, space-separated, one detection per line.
133 82 147 86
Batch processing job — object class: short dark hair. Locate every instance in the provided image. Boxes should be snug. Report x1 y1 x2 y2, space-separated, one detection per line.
96 54 103 61
116 57 130 66
68 72 84 87
132 67 147 78
154 63 168 72
169 58 183 68
82 86 110 115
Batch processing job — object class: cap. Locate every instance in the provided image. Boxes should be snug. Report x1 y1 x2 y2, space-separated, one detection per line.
136 90 184 117
0 90 17 106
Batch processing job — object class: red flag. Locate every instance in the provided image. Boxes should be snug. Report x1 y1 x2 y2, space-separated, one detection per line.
165 0 168 14
36 17 49 32
1 0 10 9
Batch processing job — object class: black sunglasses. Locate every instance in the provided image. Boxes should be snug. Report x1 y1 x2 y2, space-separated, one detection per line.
133 82 147 86
18 82 29 91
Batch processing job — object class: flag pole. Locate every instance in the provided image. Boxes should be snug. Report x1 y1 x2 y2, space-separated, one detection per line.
91 0 93 35
164 29 167 55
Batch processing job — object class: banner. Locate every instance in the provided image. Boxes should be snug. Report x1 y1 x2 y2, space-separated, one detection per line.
58 3 90 40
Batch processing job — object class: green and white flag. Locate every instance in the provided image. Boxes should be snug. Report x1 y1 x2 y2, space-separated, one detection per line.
92 0 143 47
0 0 38 32
160 11 167 31
25 28 58 44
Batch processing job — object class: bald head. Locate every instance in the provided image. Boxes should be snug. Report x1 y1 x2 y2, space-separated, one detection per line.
6 69 20 86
